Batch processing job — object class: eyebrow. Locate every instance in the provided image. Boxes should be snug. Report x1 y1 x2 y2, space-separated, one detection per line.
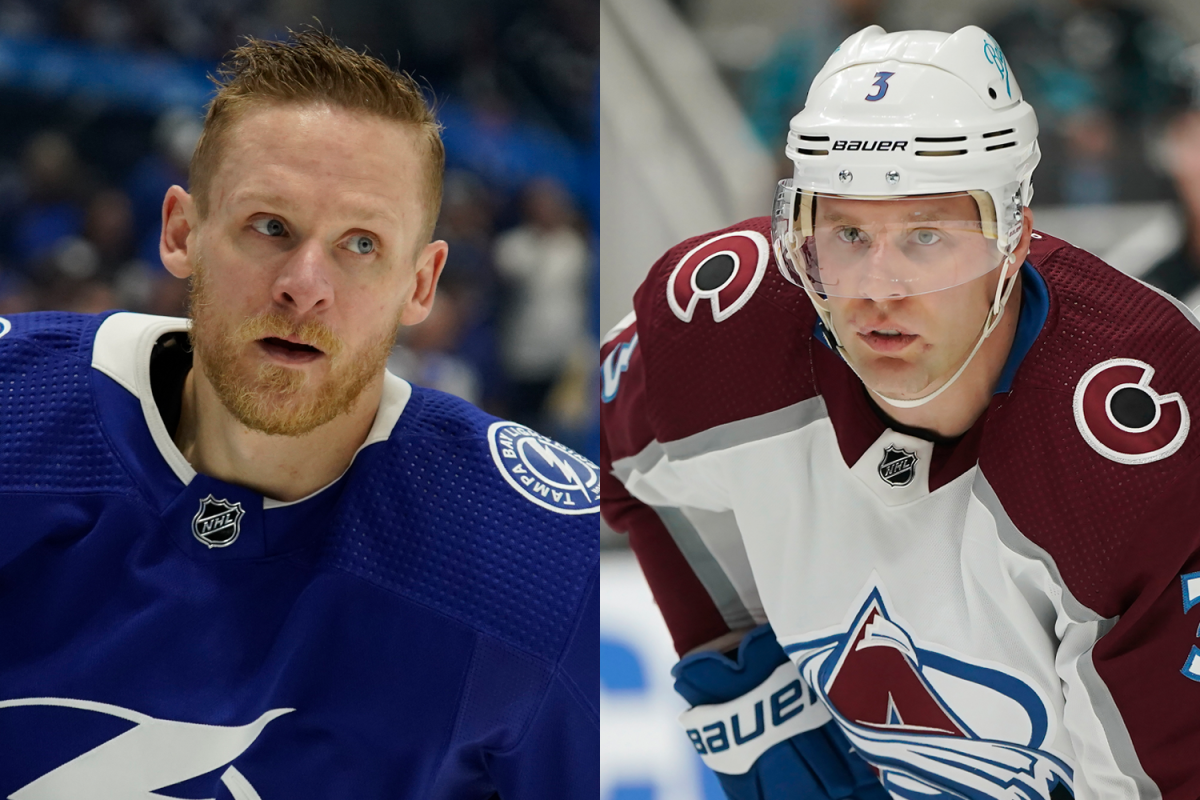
229 190 399 227
819 207 960 224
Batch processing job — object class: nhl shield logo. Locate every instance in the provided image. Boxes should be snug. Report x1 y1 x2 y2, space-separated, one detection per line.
877 445 917 487
192 495 245 548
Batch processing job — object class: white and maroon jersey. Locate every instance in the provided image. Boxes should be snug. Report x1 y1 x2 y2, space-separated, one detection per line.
601 217 1200 799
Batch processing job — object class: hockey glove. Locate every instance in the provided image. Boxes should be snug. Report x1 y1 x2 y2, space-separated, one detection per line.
673 624 888 800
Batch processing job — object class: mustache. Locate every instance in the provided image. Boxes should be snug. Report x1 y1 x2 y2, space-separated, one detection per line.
233 312 345 357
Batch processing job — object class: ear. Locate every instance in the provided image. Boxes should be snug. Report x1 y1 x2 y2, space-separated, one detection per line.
160 185 197 279
1006 206 1035 278
399 239 450 326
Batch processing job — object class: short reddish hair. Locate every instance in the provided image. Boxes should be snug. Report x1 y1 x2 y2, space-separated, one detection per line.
190 29 444 242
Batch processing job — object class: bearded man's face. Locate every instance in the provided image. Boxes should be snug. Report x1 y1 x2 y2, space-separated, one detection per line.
182 102 438 436
188 257 402 436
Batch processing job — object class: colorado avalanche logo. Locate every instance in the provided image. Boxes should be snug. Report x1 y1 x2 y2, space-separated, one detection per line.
1073 358 1189 465
488 422 600 515
784 580 1074 799
666 231 768 323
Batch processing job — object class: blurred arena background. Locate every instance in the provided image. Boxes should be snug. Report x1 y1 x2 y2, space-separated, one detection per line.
600 1 1200 798
0 0 598 463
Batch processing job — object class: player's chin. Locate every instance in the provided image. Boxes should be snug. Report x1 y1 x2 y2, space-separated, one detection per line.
856 358 933 400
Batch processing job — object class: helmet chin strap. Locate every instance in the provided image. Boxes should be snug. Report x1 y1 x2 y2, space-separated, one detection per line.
786 229 1021 410
866 257 1019 409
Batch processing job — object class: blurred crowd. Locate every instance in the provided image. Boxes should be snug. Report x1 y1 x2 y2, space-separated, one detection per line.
680 0 1200 307
0 0 599 459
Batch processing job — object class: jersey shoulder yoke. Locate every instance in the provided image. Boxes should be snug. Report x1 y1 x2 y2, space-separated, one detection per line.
0 311 133 495
323 387 599 662
633 217 821 442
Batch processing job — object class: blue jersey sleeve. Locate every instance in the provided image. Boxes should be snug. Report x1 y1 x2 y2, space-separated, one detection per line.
488 571 599 800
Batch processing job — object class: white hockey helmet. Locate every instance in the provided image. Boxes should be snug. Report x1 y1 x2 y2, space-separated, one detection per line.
771 25 1041 407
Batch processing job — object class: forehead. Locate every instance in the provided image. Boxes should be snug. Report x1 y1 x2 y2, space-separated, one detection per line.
816 193 980 223
209 102 424 228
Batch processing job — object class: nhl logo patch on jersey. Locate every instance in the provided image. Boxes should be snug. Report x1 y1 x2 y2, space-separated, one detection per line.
0 316 10 340
666 230 768 323
877 445 917 487
488 422 600 515
192 495 245 548
1073 358 1189 465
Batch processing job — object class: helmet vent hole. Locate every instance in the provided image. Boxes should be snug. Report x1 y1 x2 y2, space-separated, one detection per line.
983 128 1015 138
797 148 830 156
914 150 968 157
985 141 1017 152
914 136 967 143
798 134 830 142
988 87 998 99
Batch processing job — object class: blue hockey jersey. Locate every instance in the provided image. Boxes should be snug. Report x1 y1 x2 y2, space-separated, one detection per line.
0 311 599 798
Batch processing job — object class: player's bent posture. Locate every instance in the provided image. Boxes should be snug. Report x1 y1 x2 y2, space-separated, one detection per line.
0 32 598 798
602 25 1200 800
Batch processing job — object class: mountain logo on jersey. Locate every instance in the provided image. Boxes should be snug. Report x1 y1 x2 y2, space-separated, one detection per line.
877 445 917 487
784 578 1073 800
1073 358 1189 465
0 696 290 798
667 230 768 324
488 421 600 515
192 494 245 548
0 316 10 340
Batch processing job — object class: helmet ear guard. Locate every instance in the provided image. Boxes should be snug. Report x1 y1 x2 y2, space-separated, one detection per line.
773 25 1040 409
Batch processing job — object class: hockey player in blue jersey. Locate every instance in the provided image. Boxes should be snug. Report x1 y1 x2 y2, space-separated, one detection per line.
0 30 598 798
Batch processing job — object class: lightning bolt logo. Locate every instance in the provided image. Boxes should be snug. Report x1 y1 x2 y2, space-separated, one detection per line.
488 422 600 515
0 697 289 799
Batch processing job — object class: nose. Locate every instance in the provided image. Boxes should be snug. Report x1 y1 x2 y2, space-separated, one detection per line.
271 238 334 315
853 235 910 302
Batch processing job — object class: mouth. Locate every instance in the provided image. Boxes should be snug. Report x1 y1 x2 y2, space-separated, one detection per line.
258 336 324 364
857 328 919 354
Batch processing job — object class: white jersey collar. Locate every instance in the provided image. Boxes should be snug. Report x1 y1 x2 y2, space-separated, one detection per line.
90 312 412 507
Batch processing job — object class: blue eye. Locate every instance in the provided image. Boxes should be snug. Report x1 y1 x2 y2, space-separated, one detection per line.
347 235 375 255
912 229 941 245
252 218 285 237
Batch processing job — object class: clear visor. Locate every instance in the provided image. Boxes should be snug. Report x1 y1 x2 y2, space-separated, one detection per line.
771 180 1006 299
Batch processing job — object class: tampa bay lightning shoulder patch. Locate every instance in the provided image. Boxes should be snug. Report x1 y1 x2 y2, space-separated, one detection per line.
488 421 600 514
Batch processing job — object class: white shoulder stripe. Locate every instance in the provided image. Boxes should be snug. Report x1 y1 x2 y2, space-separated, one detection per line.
602 310 637 346
1131 274 1200 333
92 312 197 486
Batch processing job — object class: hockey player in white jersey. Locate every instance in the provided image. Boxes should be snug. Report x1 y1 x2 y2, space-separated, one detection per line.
602 25 1200 799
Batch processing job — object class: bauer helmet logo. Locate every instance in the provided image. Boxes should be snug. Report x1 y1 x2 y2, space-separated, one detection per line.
192 495 245 548
831 140 908 152
877 445 918 487
666 231 769 324
1073 358 1189 464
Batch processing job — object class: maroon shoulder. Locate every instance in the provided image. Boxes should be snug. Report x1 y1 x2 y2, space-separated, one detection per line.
981 232 1200 616
985 232 1200 794
630 216 819 444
